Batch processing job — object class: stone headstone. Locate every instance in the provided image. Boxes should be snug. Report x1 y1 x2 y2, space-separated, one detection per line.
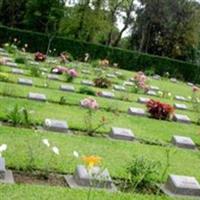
41 68 49 72
0 52 9 57
173 114 191 124
172 135 196 150
123 81 134 86
152 74 161 80
129 77 135 82
170 78 177 83
147 90 157 96
29 61 39 65
28 92 46 101
175 96 188 102
174 103 188 110
44 118 68 133
162 174 200 197
99 91 115 99
18 78 33 86
113 85 125 91
81 70 91 74
6 62 18 68
149 86 159 91
12 68 24 75
106 74 116 79
187 82 194 87
138 97 150 104
0 48 5 52
0 157 14 184
48 74 59 80
60 84 75 92
128 107 146 117
115 71 122 76
81 80 94 86
110 127 135 141
65 165 116 191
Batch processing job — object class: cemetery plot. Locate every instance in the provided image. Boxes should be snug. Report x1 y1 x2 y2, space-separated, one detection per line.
44 118 68 133
110 127 135 141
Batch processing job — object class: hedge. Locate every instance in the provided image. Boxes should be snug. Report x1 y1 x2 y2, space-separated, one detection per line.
0 25 199 83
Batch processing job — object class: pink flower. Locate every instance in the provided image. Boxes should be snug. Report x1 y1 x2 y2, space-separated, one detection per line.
68 69 78 77
52 66 68 74
192 86 199 92
81 97 99 109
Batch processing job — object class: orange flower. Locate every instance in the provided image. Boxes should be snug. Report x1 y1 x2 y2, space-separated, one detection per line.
82 155 102 169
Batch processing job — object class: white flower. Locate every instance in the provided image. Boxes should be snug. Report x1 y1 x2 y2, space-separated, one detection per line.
42 139 50 147
0 144 7 157
73 151 79 158
45 119 51 126
52 146 59 155
168 92 172 96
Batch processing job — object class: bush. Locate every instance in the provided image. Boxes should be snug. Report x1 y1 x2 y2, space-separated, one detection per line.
0 25 199 83
79 87 96 96
127 156 160 191
30 66 41 77
94 77 112 88
15 56 27 64
146 99 174 120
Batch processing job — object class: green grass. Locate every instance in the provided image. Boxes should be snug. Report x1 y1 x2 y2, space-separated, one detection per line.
1 125 200 182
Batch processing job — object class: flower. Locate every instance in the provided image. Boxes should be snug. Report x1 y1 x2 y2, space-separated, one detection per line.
0 144 7 157
52 146 59 155
192 86 199 92
42 139 50 147
134 71 149 90
24 44 28 48
73 151 79 158
82 155 102 169
81 97 99 109
14 38 17 42
67 69 78 77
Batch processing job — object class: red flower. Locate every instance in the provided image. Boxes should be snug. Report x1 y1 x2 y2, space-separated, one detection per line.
35 52 46 62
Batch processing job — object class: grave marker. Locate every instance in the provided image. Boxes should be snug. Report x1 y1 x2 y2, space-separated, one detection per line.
128 107 146 117
99 91 115 99
173 114 191 124
18 78 33 86
110 127 135 141
44 118 68 133
172 135 196 150
28 92 47 101
60 84 75 92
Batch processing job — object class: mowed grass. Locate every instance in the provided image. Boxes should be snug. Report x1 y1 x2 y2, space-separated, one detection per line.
0 184 188 200
0 96 200 144
0 125 200 182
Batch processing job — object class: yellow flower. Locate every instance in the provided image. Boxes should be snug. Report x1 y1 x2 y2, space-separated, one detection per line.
82 155 102 169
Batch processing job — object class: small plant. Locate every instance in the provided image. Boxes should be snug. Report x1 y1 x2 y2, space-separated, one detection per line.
60 51 74 63
30 66 41 77
134 71 149 92
65 68 78 82
94 77 112 88
4 43 17 54
0 72 9 82
146 99 174 120
79 87 96 96
35 52 46 62
91 60 100 68
59 96 66 105
15 56 27 64
127 156 160 192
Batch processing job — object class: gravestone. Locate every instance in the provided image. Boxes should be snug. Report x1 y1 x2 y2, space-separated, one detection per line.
99 91 115 99
187 82 194 87
0 48 5 52
28 92 47 101
129 77 135 82
12 68 24 75
29 61 39 65
149 86 159 91
115 71 122 76
60 84 75 92
81 80 94 86
64 165 116 191
175 96 188 102
123 81 134 86
147 90 157 96
174 103 188 110
106 74 116 79
2 57 13 62
81 70 91 74
173 114 191 124
172 135 196 150
18 78 33 86
110 127 135 141
161 174 200 197
170 78 177 83
113 85 125 91
41 68 49 72
152 74 161 80
0 52 9 57
128 107 146 116
138 97 150 104
6 62 18 68
0 157 14 184
48 74 59 80
44 118 68 133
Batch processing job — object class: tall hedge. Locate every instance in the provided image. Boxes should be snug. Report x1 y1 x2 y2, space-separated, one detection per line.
0 25 199 83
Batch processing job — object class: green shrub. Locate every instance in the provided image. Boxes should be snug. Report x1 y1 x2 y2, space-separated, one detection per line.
94 77 112 88
79 86 96 96
15 56 27 64
0 72 9 81
30 66 41 77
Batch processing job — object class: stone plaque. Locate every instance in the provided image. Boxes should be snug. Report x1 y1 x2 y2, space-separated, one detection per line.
60 84 75 92
28 92 47 101
138 97 150 104
6 62 18 68
123 81 134 86
18 78 33 86
149 85 159 91
44 118 68 133
175 96 188 102
12 68 24 75
110 127 135 141
128 107 146 116
48 74 59 80
106 74 116 78
170 78 177 83
147 90 157 96
99 91 115 99
81 80 94 86
113 85 125 91
152 74 161 80
172 135 196 150
173 114 191 124
174 103 188 110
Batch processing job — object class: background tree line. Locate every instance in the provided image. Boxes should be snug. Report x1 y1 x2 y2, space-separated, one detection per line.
0 0 199 64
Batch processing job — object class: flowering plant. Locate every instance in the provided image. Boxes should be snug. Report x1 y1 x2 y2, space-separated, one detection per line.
66 68 78 82
51 66 68 74
81 97 99 109
35 52 46 62
146 99 174 120
134 71 149 91
94 77 112 88
99 59 109 67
